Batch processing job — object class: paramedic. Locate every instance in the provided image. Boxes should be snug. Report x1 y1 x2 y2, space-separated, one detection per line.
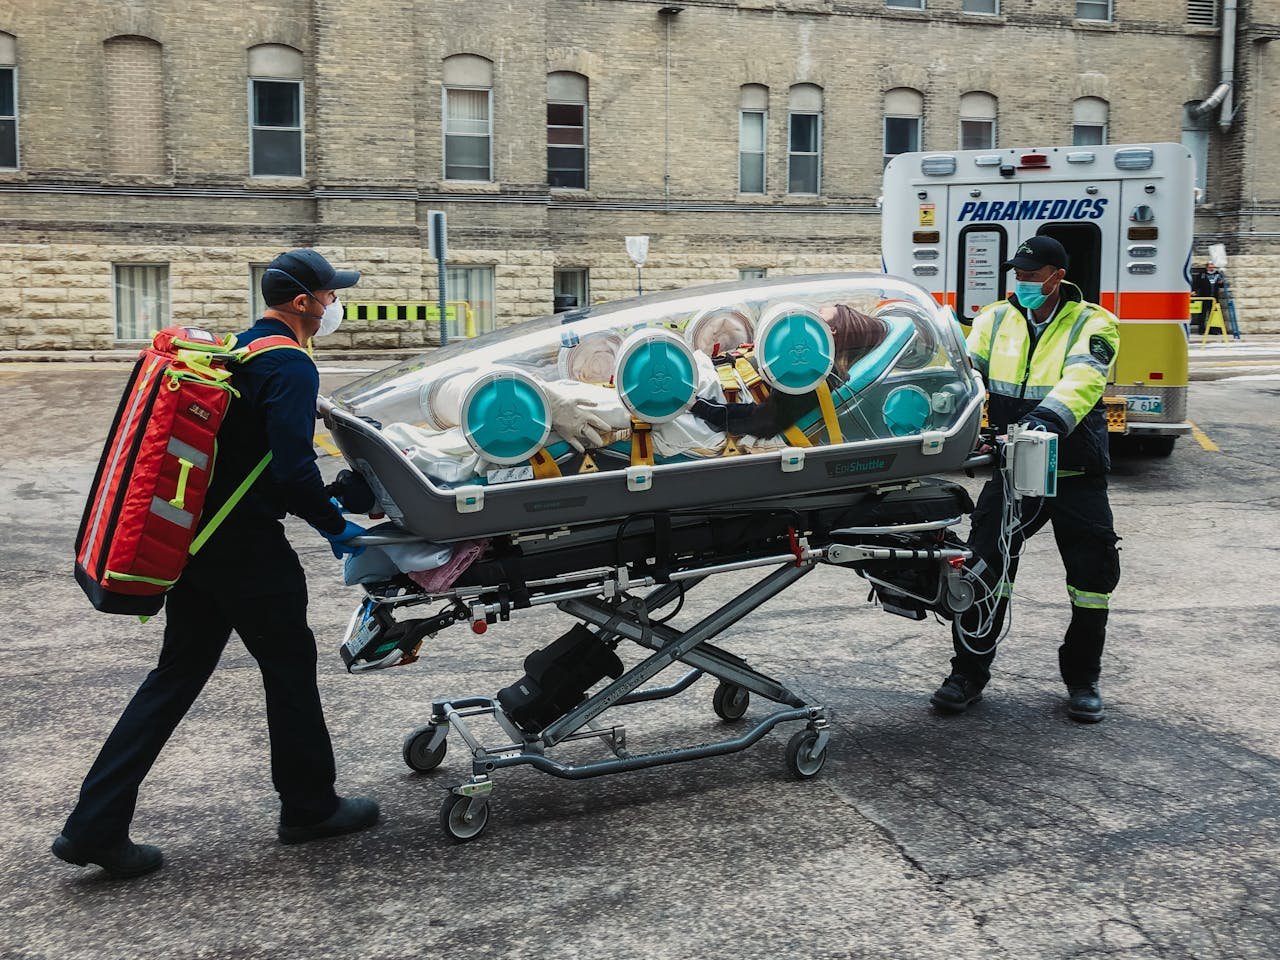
930 236 1121 723
53 249 377 879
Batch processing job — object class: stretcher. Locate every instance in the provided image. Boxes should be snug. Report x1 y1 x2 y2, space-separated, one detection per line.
320 275 990 840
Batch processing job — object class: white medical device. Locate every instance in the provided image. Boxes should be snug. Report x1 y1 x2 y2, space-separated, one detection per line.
1004 424 1058 499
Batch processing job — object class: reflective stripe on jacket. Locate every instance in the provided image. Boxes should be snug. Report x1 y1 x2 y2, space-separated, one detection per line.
968 282 1120 473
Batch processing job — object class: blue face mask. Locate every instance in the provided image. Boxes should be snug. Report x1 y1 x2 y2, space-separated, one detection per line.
1015 280 1048 311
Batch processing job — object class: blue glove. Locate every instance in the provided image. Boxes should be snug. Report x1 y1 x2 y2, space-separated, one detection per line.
321 520 367 559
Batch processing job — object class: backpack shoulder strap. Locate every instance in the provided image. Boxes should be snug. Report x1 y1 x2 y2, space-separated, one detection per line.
236 335 313 363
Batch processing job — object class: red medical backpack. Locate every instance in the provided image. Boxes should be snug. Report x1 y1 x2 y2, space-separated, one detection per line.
74 325 305 615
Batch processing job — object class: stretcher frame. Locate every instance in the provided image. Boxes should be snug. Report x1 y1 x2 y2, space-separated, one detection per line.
348 502 974 842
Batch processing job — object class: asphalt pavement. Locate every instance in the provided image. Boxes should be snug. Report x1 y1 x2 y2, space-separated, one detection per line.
1 362 1278 960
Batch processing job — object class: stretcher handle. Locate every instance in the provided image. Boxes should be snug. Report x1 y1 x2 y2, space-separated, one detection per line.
348 531 431 547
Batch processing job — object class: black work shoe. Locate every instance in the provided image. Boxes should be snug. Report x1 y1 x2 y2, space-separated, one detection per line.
1067 684 1105 723
278 796 380 845
930 673 985 714
52 834 163 879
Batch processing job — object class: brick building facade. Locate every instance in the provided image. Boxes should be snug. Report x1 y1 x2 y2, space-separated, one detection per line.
1 0 1278 350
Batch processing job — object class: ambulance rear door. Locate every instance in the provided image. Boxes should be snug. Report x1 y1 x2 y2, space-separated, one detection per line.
1013 177 1122 313
948 182 1020 323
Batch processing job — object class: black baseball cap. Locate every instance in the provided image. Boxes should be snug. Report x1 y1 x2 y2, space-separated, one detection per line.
261 249 361 307
1002 236 1069 272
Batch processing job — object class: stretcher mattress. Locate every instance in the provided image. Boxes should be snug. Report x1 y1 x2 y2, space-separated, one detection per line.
324 274 983 542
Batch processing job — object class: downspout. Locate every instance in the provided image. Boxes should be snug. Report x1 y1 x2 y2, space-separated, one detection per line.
1193 0 1238 133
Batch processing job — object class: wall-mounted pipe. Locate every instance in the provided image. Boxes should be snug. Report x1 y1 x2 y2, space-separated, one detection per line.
1193 0 1238 133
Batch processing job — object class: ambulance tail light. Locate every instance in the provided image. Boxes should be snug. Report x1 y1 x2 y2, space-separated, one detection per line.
921 155 957 175
912 231 941 244
1018 153 1050 169
1128 226 1159 241
1114 148 1155 170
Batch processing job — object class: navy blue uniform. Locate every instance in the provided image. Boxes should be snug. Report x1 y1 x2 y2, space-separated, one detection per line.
62 319 346 847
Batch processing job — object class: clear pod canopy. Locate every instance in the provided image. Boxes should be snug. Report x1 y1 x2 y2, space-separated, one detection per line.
328 273 979 491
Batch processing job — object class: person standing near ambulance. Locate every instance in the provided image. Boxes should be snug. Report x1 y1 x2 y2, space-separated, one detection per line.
53 249 376 878
930 236 1122 723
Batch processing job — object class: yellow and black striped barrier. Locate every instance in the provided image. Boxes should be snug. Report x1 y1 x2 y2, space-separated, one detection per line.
345 300 476 338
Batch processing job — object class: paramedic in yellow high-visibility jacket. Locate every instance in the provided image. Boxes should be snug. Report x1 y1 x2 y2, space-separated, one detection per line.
931 236 1122 723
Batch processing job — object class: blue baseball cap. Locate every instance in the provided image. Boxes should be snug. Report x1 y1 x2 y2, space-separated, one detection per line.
262 248 361 306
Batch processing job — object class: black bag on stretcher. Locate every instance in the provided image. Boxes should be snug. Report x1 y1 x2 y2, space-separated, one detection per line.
497 625 625 733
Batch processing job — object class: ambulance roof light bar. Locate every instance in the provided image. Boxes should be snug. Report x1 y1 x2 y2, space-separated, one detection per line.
920 155 957 176
1018 152 1051 169
1066 151 1096 164
1114 147 1155 170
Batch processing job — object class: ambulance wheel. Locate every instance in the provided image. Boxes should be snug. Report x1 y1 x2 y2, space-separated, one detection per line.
403 725 447 773
785 729 828 780
712 681 750 722
440 792 489 842
1143 436 1176 458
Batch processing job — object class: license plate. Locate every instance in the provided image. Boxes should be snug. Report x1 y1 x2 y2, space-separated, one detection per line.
1125 395 1163 414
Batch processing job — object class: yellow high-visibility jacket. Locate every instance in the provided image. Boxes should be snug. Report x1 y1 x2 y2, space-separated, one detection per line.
968 281 1120 473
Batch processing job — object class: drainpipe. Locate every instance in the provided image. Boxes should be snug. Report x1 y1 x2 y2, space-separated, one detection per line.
1193 0 1238 132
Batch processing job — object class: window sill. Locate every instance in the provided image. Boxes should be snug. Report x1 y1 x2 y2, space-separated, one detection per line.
549 187 591 197
958 13 1006 25
882 7 929 22
245 175 309 189
440 180 501 193
102 175 177 188
1072 19 1119 32
0 167 26 179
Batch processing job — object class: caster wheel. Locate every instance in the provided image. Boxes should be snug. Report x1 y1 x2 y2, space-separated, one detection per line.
402 725 447 773
440 791 490 842
712 681 750 722
785 728 828 780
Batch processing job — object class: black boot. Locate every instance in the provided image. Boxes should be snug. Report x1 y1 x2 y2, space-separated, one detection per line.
930 673 985 714
278 796 380 845
1066 684 1105 723
52 834 163 879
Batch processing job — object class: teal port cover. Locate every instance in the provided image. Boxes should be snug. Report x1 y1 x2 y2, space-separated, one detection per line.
616 331 698 422
882 385 931 436
756 309 834 395
463 371 551 464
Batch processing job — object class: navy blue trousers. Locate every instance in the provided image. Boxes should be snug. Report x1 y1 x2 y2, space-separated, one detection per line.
62 528 339 848
951 474 1121 687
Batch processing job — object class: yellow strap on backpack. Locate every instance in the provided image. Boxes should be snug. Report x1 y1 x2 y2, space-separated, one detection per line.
816 382 843 444
734 355 770 403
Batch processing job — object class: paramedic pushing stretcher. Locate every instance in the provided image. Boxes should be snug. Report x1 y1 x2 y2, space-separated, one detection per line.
931 236 1122 723
54 250 376 879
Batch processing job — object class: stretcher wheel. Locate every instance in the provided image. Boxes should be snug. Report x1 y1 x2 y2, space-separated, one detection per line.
712 681 750 722
403 726 447 773
440 792 490 842
785 729 828 780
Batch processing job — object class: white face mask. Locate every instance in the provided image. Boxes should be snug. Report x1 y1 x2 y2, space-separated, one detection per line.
316 297 343 336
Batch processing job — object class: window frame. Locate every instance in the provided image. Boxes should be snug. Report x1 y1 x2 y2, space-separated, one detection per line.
443 85 494 183
787 110 822 196
959 117 996 150
113 263 171 343
883 113 921 168
1072 123 1107 146
248 77 304 178
445 264 497 338
739 267 768 280
1075 0 1113 21
0 65 18 171
961 0 999 12
547 97 587 190
553 267 590 310
738 108 767 194
885 0 926 8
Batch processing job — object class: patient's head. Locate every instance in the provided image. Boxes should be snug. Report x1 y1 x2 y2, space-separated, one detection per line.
819 304 889 380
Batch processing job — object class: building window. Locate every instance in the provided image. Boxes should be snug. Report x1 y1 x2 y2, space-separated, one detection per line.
1182 101 1211 201
886 0 925 8
446 266 495 337
250 264 269 320
248 44 304 178
114 264 170 342
739 84 768 194
788 83 823 195
884 87 923 167
739 267 768 280
959 91 997 150
104 36 165 177
0 33 17 170
1072 97 1108 145
1076 0 1112 21
962 0 998 11
548 72 587 189
1188 0 1218 26
554 268 589 311
443 54 494 182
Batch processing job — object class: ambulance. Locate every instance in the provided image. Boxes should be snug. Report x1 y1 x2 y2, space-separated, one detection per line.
881 142 1194 456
